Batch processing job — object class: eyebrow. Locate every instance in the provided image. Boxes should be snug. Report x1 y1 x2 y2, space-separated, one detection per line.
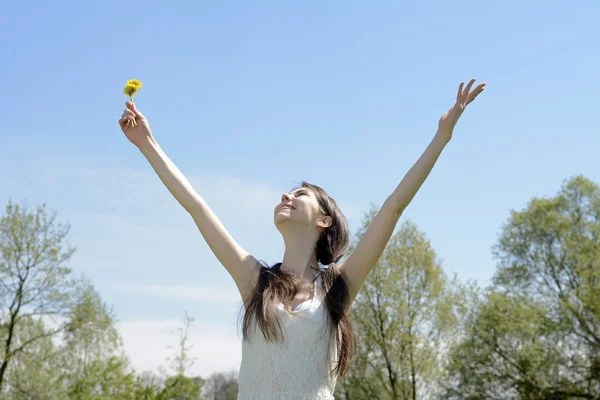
291 188 310 195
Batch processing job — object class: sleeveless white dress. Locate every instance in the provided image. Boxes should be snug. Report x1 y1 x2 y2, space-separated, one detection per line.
237 275 339 400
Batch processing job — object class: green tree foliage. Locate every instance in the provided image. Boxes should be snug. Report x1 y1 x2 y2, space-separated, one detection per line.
0 200 76 392
337 207 468 400
0 201 137 399
3 283 137 400
160 375 203 400
0 201 207 399
443 175 600 399
4 316 64 399
60 283 137 400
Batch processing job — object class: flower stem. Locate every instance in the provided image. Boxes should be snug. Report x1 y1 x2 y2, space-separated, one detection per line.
129 95 137 126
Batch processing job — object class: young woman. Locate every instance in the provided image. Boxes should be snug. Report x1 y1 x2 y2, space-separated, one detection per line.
118 78 485 399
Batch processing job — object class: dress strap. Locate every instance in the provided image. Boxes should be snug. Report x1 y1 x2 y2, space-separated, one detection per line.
313 273 321 300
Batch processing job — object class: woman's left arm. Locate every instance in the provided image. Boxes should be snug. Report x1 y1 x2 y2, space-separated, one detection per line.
339 78 486 304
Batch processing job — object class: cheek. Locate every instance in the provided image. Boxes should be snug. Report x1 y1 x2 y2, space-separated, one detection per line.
302 199 321 217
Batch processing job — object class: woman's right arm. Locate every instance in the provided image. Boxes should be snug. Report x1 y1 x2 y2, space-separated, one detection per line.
119 102 258 300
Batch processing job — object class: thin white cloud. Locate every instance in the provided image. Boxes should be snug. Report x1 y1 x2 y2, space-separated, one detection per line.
118 319 242 378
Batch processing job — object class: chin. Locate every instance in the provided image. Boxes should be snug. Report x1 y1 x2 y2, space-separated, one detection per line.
274 213 287 225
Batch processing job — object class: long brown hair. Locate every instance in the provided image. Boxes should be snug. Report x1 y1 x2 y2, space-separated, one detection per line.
241 181 356 378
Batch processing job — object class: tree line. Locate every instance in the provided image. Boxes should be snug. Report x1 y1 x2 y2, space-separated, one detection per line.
1 175 599 399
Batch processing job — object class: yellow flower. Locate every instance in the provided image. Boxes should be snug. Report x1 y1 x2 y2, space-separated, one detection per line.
123 79 143 97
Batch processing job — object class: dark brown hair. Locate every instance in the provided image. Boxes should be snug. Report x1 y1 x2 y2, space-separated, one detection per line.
240 181 356 378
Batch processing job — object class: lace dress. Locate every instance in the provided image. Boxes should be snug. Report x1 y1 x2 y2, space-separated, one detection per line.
237 275 339 400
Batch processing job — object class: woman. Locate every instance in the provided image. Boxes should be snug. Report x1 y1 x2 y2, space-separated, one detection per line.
118 78 485 399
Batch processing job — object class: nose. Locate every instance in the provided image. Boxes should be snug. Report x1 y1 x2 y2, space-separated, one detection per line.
281 193 292 203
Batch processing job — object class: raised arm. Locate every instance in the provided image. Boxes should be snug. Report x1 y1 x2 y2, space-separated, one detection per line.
339 79 486 304
119 102 258 300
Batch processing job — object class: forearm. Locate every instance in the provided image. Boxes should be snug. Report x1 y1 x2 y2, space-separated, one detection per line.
138 138 204 213
388 130 450 213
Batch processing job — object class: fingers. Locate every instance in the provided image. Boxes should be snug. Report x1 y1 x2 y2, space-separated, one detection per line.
126 101 137 117
126 101 144 119
122 109 135 118
474 83 486 92
119 117 134 127
118 117 130 129
474 83 486 95
457 78 486 106
464 78 476 92
119 108 137 128
466 82 486 104
120 108 138 126
456 82 464 103
462 78 476 101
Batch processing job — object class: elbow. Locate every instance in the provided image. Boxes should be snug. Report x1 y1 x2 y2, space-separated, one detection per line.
393 207 405 218
383 197 405 218
185 202 202 216
183 195 205 216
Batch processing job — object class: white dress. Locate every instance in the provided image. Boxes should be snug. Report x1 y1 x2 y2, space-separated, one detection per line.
237 275 339 400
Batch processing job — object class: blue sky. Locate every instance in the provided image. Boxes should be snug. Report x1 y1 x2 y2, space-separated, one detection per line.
1 0 599 376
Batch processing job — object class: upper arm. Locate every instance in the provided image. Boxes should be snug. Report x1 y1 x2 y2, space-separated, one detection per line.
339 199 402 304
188 200 259 302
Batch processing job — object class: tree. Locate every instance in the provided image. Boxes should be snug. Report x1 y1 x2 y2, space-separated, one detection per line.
2 282 137 400
0 200 76 392
59 282 137 400
443 175 600 399
0 199 138 398
4 315 65 399
201 370 238 400
337 208 467 400
135 312 203 400
134 370 165 400
165 312 196 380
223 381 239 400
161 375 203 400
0 200 208 399
161 312 203 400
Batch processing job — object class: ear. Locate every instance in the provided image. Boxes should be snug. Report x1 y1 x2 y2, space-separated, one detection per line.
317 215 332 230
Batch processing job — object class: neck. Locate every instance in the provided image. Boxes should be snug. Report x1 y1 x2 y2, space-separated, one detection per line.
280 228 320 281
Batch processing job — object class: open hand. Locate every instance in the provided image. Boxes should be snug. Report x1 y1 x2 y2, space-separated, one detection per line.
438 78 486 139
118 102 153 148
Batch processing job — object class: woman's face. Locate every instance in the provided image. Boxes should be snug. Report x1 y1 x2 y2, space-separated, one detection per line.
274 187 329 231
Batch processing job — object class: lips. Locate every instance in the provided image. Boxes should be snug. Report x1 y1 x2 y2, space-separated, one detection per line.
280 204 295 210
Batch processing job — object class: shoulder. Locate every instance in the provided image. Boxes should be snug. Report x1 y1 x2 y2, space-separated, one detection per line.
239 260 278 303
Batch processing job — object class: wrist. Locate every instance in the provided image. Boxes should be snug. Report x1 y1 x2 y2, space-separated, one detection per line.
434 129 452 146
137 136 158 154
